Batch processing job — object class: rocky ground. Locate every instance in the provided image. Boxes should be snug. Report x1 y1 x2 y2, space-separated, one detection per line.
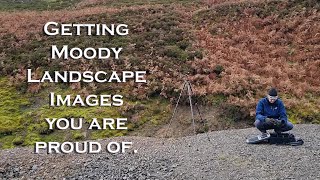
0 124 319 179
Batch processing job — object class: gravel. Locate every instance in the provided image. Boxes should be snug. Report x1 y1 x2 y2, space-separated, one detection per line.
0 124 319 179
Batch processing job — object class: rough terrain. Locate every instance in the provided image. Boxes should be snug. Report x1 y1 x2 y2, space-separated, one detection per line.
1 124 319 179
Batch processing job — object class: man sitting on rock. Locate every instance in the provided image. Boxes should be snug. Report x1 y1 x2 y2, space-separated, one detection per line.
255 88 293 140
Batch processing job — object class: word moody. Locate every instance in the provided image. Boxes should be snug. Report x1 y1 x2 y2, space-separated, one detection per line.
51 45 122 60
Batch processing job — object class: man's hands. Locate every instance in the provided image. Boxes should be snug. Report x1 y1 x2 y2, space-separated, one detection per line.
265 117 275 124
265 118 284 127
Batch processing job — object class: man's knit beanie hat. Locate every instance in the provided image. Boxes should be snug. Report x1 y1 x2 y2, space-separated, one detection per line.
268 88 278 96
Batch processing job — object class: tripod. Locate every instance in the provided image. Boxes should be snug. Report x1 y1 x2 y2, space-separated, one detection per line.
169 80 205 135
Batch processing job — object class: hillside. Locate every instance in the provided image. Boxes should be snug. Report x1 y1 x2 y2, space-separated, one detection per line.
0 124 319 179
0 0 319 149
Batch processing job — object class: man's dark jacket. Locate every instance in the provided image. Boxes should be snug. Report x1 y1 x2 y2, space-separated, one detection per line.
256 97 288 122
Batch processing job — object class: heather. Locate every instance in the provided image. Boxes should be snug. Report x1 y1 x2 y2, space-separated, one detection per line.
0 0 319 148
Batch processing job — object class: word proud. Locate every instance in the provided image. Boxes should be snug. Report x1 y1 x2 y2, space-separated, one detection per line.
35 141 133 154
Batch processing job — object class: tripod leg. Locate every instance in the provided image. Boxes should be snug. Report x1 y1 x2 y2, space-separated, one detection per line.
187 81 196 135
187 81 212 144
169 82 187 125
188 81 205 122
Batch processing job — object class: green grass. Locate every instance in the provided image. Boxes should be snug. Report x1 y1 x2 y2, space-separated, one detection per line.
0 78 30 136
288 103 320 124
0 77 171 148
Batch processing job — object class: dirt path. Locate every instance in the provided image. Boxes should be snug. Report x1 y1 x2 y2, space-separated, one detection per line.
1 124 319 179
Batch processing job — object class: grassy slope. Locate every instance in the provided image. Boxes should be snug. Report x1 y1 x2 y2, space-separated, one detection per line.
0 0 197 148
0 0 81 11
192 0 320 122
0 0 319 148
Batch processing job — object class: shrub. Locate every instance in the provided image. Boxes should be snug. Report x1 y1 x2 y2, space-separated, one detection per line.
163 45 189 61
213 65 224 76
12 136 24 146
177 40 190 50
72 131 85 140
